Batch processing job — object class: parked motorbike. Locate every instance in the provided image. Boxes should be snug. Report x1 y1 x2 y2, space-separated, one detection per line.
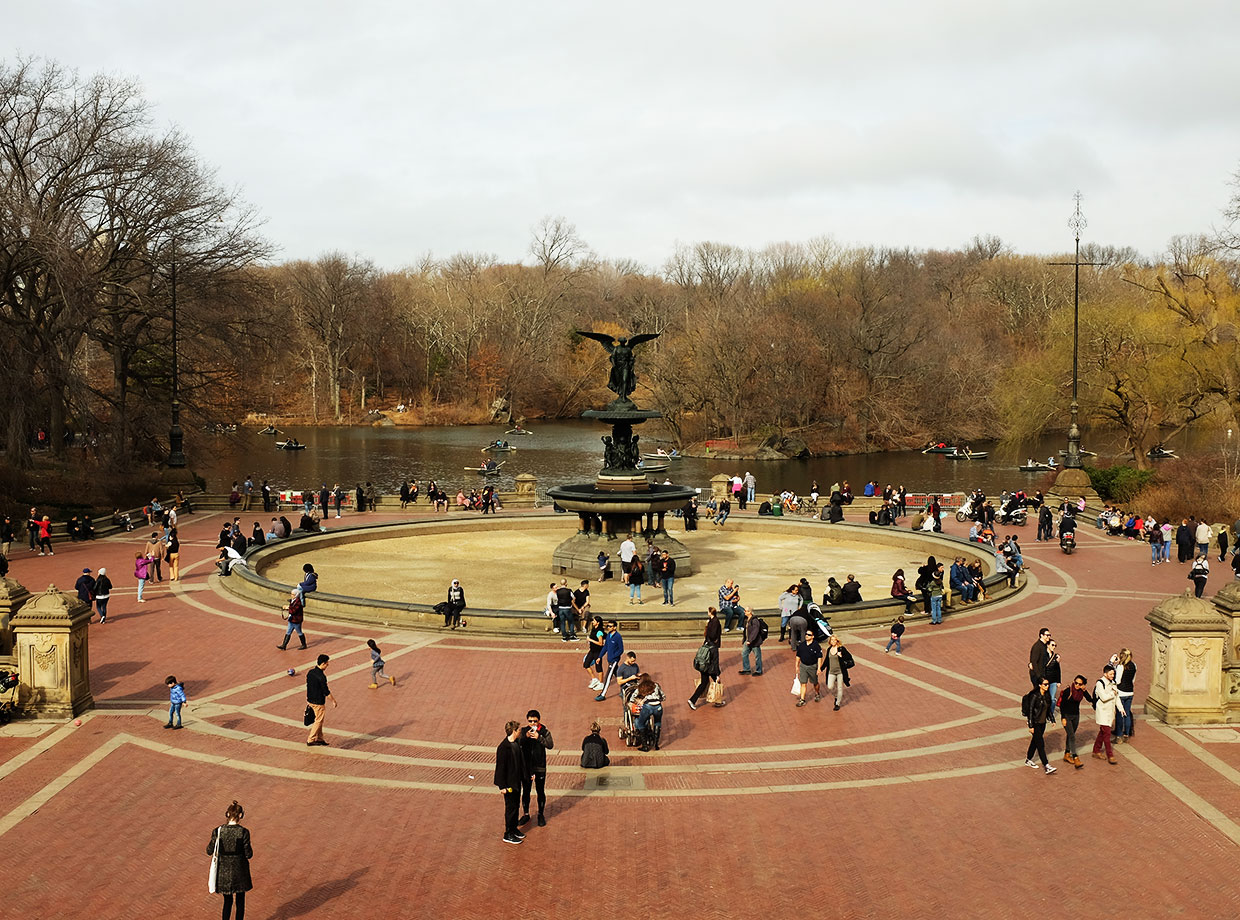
955 496 977 523
1060 530 1076 554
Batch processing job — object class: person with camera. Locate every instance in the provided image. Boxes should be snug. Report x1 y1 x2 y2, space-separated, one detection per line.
518 709 554 829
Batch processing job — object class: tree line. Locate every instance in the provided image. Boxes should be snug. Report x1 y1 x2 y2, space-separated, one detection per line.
5 58 1240 473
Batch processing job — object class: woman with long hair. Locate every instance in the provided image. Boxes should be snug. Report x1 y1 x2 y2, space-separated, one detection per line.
207 800 253 919
1112 648 1136 743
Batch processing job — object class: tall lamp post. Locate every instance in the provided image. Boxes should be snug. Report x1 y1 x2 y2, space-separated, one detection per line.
1048 193 1101 470
167 243 186 468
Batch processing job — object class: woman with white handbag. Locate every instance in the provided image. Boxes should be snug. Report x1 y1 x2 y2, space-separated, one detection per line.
207 800 253 919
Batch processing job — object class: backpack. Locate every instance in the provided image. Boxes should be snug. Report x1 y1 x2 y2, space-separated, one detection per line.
693 643 713 673
1021 690 1034 718
756 618 769 642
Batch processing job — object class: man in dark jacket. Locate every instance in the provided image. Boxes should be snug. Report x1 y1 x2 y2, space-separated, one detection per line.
305 654 337 746
838 575 862 605
1022 678 1056 774
518 710 554 828
739 607 766 676
660 552 676 605
74 568 96 605
494 720 526 844
1029 627 1052 687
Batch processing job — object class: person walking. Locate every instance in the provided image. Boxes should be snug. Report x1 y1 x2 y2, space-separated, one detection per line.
277 589 308 650
446 578 467 629
1022 678 1057 774
1112 648 1136 743
134 552 151 603
885 615 906 654
627 554 645 604
165 675 188 729
518 709 554 828
594 621 625 701
494 721 527 844
1188 554 1210 598
660 551 676 605
739 607 766 676
1045 639 1062 721
94 568 112 624
1029 627 1052 687
824 635 854 711
75 568 96 607
1057 674 1094 768
794 630 823 707
206 801 253 920
687 608 722 710
583 615 606 691
368 639 396 688
1091 664 1121 764
36 515 54 555
305 654 337 746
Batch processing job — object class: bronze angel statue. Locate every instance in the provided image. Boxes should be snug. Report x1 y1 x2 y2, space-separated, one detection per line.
577 330 660 402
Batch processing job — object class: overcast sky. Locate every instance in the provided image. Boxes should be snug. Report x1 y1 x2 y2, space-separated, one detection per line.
8 1 1240 269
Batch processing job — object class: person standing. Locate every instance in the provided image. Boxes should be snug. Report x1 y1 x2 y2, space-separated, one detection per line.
1175 519 1194 563
719 579 742 632
1 514 13 558
495 720 527 844
554 579 575 641
332 483 345 518
165 675 188 729
794 630 823 707
1029 627 1052 687
367 639 395 688
241 475 254 512
1188 554 1210 598
660 551 676 605
1037 503 1053 542
619 533 637 584
1092 664 1121 764
1022 678 1057 774
744 471 756 505
778 583 801 643
1058 674 1093 768
365 482 377 512
305 654 337 746
167 528 181 581
518 710 554 828
687 608 722 710
739 607 766 676
446 578 467 629
1195 519 1212 557
206 801 253 920
134 552 151 603
824 635 854 711
36 515 54 555
927 564 945 624
1111 648 1136 743
319 484 330 520
144 532 166 582
94 567 112 624
27 507 40 552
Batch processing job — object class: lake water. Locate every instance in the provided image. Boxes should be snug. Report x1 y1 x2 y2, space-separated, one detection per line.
188 422 1226 500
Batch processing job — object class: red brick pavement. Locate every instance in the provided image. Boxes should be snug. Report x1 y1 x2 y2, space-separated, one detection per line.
1 507 1238 918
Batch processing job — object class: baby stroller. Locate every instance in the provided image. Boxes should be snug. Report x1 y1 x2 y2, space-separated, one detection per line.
620 684 663 751
806 604 833 642
0 668 19 726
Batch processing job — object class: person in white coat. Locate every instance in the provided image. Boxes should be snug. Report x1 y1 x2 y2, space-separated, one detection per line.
1091 664 1121 764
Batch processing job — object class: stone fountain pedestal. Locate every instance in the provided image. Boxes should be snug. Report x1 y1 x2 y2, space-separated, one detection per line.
548 404 695 580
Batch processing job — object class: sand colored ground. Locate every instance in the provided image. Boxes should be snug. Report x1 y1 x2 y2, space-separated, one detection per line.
264 525 941 614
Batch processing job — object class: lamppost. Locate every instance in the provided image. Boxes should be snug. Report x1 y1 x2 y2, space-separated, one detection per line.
167 242 186 468
1048 193 1101 470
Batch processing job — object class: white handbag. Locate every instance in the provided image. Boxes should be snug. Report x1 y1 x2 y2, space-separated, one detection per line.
208 825 222 893
790 677 802 696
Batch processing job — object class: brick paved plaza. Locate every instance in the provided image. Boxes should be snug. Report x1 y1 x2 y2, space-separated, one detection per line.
2 504 1239 919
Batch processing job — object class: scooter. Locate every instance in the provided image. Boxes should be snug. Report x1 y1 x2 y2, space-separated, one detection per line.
1060 530 1076 554
955 496 977 523
998 505 1028 526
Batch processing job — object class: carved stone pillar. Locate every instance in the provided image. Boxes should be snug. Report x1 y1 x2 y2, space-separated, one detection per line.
0 576 32 663
1145 593 1228 724
10 584 94 718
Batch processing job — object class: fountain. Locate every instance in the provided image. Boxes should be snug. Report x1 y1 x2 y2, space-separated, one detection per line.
546 331 696 578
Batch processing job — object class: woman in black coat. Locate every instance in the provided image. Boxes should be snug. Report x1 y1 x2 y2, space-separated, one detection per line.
207 800 253 919
687 608 723 709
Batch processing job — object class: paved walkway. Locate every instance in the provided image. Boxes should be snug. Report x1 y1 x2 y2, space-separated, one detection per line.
1 506 1237 918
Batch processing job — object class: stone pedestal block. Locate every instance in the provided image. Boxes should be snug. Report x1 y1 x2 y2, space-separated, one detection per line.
0 576 32 663
10 584 94 718
551 532 692 582
710 474 731 503
1050 467 1100 506
1145 593 1228 724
